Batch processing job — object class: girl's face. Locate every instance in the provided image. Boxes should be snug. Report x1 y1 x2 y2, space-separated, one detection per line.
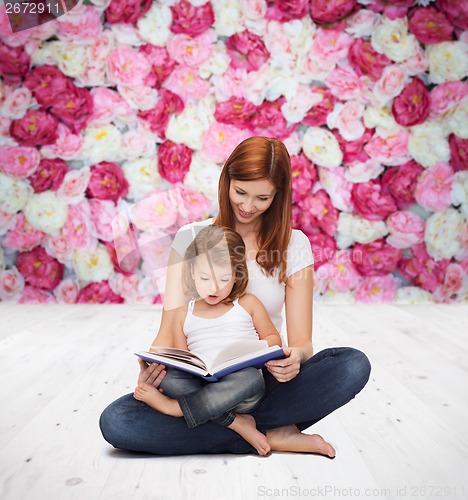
229 179 276 227
191 254 235 305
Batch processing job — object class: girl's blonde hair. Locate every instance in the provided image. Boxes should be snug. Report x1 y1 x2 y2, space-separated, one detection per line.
183 225 248 304
213 136 292 284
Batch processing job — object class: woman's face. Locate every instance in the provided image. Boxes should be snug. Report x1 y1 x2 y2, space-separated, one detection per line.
229 179 277 226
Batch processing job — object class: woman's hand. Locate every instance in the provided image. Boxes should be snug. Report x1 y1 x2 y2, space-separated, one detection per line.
264 347 302 382
137 358 167 390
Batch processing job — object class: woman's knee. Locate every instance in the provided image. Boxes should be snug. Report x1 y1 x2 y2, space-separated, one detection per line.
342 348 371 394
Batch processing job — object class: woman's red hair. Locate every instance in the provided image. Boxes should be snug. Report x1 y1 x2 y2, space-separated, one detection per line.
213 136 292 283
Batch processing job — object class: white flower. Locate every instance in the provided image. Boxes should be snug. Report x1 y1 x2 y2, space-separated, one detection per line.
318 290 356 304
363 104 401 135
165 96 215 150
447 101 468 139
345 9 381 38
184 152 221 206
302 127 343 168
73 244 114 282
452 172 468 219
395 287 434 304
137 3 173 46
336 212 388 248
282 85 324 123
0 210 16 236
121 124 157 160
408 121 450 168
318 166 354 212
80 124 123 164
0 246 3 271
110 24 145 47
212 0 244 36
425 208 465 260
426 42 468 84
199 42 231 79
345 159 384 183
23 191 68 235
0 173 31 214
371 16 419 63
89 0 112 10
283 131 303 155
121 157 163 201
48 41 90 78
118 84 159 111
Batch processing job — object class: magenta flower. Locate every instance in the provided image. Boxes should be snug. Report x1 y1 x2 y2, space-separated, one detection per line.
392 77 431 127
299 190 339 237
50 83 93 133
249 99 297 140
352 239 403 277
266 0 309 21
435 0 468 30
449 134 468 172
139 89 184 139
10 109 58 147
86 162 129 203
290 153 318 204
0 42 30 85
28 158 70 193
226 30 270 72
309 0 357 24
381 161 424 209
105 0 152 24
77 281 124 303
158 140 192 184
170 0 215 36
348 39 391 82
408 6 454 45
302 87 338 127
352 180 398 221
214 97 256 128
333 128 374 164
304 230 337 271
139 45 177 89
23 65 70 108
16 246 64 290
104 240 140 277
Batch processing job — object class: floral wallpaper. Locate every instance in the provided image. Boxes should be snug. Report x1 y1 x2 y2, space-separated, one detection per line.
0 0 467 305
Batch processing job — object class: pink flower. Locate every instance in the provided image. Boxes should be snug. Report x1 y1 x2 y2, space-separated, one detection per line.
2 86 34 119
386 210 425 249
0 209 17 234
325 65 363 100
89 199 117 242
139 45 177 89
10 109 58 147
436 263 466 301
398 243 449 293
353 274 398 303
23 65 70 108
352 180 398 221
0 41 30 85
449 134 468 172
57 5 103 41
309 0 358 24
139 89 184 139
109 273 141 300
158 140 192 183
105 0 152 25
408 6 454 45
0 146 40 178
318 165 355 212
77 281 124 303
177 185 214 222
365 0 416 19
86 162 129 203
392 77 431 127
16 246 64 290
317 250 362 292
249 99 297 140
364 130 410 166
298 190 339 237
0 268 24 301
89 87 136 126
414 162 454 212
352 238 402 277
290 153 318 204
58 168 91 205
348 39 391 81
40 123 84 161
104 239 140 276
214 97 256 128
302 87 338 127
5 213 46 251
435 0 468 30
304 230 337 270
264 0 307 20
131 191 179 230
108 46 152 87
373 65 408 103
167 32 213 67
170 0 215 36
201 122 249 164
43 234 74 264
327 101 365 141
163 65 210 103
312 29 354 63
49 83 93 134
18 286 56 304
61 201 95 250
430 81 468 119
226 30 270 72
381 160 424 208
54 279 79 304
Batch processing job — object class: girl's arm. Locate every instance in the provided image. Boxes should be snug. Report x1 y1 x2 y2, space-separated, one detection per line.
239 294 282 347
264 265 314 383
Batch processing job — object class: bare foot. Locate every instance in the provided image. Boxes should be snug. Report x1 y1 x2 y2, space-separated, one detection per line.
228 414 271 456
266 425 336 458
133 383 182 417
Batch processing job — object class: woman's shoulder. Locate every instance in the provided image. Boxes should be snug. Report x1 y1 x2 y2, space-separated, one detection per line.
288 229 311 251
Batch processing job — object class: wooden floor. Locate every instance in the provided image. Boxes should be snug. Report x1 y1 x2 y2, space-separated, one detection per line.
0 304 467 500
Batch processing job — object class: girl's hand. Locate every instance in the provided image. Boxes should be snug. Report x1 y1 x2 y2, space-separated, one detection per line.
137 358 166 390
265 347 302 383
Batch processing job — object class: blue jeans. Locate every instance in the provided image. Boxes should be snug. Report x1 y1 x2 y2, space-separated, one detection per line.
100 347 371 455
160 367 265 428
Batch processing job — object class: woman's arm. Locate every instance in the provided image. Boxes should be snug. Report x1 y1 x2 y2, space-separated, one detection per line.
264 265 314 382
240 294 282 347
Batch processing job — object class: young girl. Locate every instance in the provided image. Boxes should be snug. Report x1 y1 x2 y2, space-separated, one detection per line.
133 225 282 456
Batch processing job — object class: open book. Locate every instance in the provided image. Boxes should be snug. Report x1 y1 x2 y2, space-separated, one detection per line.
135 340 284 382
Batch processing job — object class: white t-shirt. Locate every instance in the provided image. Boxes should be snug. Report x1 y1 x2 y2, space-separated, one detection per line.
171 218 314 333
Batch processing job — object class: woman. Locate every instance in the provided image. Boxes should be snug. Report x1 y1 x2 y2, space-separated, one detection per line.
100 136 371 455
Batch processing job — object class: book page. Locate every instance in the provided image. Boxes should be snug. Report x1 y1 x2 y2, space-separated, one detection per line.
149 346 207 370
209 339 269 370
